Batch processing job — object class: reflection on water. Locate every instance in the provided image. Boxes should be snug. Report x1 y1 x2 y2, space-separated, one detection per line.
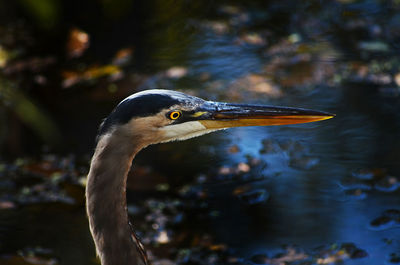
1 0 400 264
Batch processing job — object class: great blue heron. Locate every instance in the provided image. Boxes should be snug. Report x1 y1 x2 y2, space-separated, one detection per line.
86 89 334 265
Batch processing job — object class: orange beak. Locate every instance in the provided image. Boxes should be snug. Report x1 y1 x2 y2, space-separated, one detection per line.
193 102 334 129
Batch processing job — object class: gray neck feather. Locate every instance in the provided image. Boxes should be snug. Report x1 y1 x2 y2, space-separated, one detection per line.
86 130 149 265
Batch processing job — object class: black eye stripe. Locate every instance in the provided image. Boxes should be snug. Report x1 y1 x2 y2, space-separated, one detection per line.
99 94 182 136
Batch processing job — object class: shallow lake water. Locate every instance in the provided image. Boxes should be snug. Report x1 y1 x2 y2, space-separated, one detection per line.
1 0 400 264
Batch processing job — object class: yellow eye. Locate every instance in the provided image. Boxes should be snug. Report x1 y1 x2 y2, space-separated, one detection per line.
169 111 181 120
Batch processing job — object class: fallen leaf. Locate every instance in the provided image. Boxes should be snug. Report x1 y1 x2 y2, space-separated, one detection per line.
66 28 90 58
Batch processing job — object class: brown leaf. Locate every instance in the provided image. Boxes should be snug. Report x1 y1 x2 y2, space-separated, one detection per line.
66 28 90 58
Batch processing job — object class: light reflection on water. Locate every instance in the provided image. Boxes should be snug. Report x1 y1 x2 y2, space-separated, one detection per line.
2 0 400 264
202 83 400 264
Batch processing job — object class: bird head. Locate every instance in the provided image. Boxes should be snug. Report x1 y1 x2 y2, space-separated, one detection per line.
98 89 334 147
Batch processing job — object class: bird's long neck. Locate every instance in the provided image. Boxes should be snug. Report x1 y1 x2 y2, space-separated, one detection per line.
86 131 149 265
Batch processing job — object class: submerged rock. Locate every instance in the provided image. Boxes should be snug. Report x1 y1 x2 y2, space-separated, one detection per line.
237 189 269 205
370 209 400 230
250 253 268 264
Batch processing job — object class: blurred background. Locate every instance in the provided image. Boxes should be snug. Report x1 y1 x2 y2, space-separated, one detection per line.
1 0 400 264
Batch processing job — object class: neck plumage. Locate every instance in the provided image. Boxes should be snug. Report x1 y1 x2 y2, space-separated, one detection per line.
86 130 149 265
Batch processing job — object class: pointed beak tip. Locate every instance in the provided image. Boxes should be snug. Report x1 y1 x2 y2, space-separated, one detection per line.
319 115 335 122
307 112 335 123
324 113 336 120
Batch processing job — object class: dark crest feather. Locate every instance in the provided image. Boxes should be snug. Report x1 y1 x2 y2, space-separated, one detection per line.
98 93 181 136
